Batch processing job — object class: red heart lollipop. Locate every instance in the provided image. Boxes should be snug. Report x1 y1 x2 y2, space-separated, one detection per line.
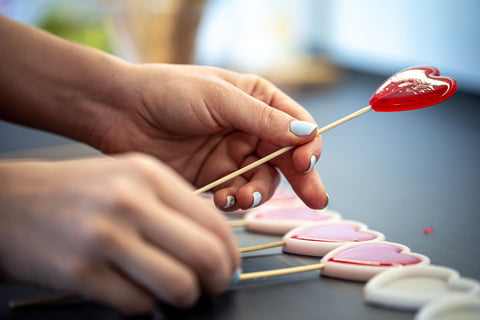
369 66 458 112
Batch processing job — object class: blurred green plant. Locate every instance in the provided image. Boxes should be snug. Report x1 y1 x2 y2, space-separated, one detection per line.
36 3 114 54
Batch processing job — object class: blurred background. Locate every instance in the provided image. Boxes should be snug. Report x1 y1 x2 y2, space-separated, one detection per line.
1 0 479 151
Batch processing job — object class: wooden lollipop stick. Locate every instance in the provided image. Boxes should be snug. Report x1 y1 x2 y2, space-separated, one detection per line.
228 219 249 227
239 263 325 281
194 105 372 194
239 240 286 253
9 293 77 310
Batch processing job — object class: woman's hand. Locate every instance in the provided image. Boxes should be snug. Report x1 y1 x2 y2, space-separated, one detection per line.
0 15 327 211
91 64 327 210
0 153 240 314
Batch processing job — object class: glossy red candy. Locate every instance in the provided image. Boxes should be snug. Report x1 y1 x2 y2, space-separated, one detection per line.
369 66 458 112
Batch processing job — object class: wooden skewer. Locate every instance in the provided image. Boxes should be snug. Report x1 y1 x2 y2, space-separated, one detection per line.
239 240 286 253
11 263 325 307
9 293 77 310
194 105 372 194
238 263 325 281
228 219 249 227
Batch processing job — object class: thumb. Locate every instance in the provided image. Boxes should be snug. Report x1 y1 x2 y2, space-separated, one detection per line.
217 88 318 147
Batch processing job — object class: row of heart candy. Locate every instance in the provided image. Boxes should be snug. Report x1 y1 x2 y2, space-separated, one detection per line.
232 187 480 318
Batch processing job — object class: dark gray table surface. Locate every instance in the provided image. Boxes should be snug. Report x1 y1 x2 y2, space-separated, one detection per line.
1 70 479 319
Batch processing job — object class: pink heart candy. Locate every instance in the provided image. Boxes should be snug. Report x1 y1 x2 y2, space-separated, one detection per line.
244 207 341 235
320 241 430 282
282 220 385 257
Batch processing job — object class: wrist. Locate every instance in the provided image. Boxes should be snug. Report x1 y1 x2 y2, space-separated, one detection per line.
63 53 132 147
0 15 132 147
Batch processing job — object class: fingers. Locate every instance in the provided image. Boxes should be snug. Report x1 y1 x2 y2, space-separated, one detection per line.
80 195 234 310
130 197 235 295
213 156 280 210
200 129 325 210
210 81 318 149
213 177 246 211
121 154 240 266
233 73 328 209
223 71 318 138
98 230 198 309
237 73 315 122
121 154 240 277
209 135 327 210
258 139 328 209
76 154 240 311
148 166 240 272
206 71 326 208
73 264 156 314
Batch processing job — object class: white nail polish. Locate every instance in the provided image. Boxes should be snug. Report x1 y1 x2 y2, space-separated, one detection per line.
223 195 235 209
249 191 262 208
290 120 318 136
304 155 317 173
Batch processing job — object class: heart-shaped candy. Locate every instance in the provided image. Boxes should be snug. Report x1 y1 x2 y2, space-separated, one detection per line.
364 265 480 311
282 220 385 257
244 206 341 235
414 295 480 320
319 241 430 282
369 66 457 112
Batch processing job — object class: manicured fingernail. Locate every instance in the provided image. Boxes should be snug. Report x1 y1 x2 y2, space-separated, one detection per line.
304 155 317 173
230 267 242 285
223 195 235 209
320 193 330 210
249 191 262 209
290 120 318 136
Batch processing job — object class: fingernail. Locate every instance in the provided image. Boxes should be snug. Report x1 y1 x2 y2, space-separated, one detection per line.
320 193 330 210
249 191 262 209
230 267 242 285
223 195 235 209
290 120 318 136
304 155 317 173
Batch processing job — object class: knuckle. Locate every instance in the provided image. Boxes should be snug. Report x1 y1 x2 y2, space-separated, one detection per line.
259 107 279 136
244 73 272 97
122 152 161 172
78 220 124 253
103 178 131 204
111 191 134 213
102 177 148 217
92 226 121 249
244 73 263 84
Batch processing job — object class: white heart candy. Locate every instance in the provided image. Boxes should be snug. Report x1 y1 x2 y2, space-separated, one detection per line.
364 265 480 311
414 295 480 320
